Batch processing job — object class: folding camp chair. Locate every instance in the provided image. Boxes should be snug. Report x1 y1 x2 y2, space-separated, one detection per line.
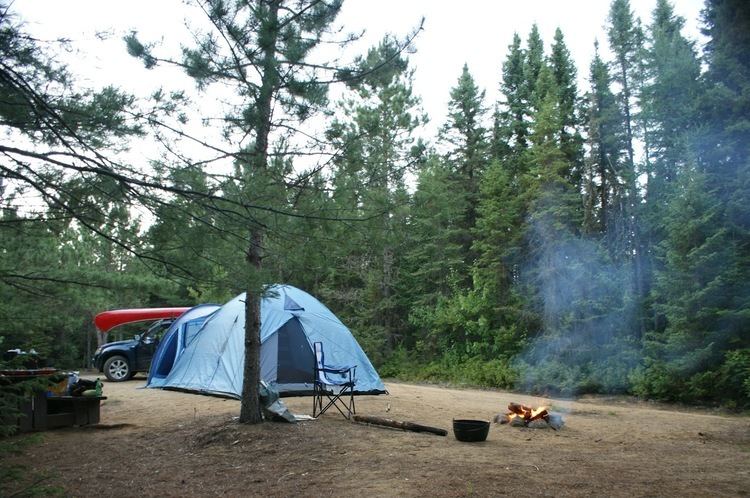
312 342 356 420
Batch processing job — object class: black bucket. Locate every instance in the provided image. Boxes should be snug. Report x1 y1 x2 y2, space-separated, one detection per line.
452 419 490 442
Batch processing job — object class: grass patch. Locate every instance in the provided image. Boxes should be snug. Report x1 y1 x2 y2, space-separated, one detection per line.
0 434 64 497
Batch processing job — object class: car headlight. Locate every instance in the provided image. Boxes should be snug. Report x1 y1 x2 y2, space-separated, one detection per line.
94 346 103 356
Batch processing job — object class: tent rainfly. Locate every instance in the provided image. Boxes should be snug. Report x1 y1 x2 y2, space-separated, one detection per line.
146 303 221 388
146 284 386 397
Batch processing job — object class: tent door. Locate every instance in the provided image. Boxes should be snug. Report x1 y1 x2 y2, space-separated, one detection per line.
275 317 314 383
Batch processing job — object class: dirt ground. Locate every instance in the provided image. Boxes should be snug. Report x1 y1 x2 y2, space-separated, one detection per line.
5 375 750 497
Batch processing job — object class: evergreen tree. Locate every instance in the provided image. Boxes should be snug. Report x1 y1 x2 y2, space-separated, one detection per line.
644 0 702 201
583 42 627 248
641 0 703 332
0 3 179 367
144 161 238 302
524 25 546 116
524 64 583 326
403 155 472 357
607 0 647 337
496 33 528 157
699 0 750 196
636 0 750 406
638 168 742 402
518 62 636 396
549 28 584 187
125 0 415 422
323 36 425 360
438 64 489 279
608 0 643 171
470 155 530 365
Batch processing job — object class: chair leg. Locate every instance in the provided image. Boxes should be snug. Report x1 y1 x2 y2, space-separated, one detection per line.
313 383 323 418
314 385 355 420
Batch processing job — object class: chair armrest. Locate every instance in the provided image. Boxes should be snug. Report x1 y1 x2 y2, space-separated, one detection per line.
321 364 354 375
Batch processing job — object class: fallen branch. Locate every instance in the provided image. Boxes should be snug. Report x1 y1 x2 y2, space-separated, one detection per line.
353 415 447 436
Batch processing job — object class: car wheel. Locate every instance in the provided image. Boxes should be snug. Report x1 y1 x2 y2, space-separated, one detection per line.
103 355 131 382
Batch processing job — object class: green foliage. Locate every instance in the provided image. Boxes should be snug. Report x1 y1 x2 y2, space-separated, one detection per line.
403 156 468 311
719 350 750 407
2 9 139 147
0 205 179 368
517 355 636 396
631 349 750 407
524 25 545 115
380 348 518 390
583 42 627 238
496 33 529 156
0 432 65 497
0 374 52 438
549 28 584 186
3 0 750 410
319 34 425 357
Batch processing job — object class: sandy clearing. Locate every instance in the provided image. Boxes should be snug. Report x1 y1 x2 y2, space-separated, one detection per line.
5 376 749 497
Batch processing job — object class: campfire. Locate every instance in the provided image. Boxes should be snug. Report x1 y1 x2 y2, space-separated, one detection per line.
493 402 564 430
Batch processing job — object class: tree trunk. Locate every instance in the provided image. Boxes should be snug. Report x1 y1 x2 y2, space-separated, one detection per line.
238 0 279 424
382 244 394 348
599 151 608 233
619 58 646 339
239 229 264 424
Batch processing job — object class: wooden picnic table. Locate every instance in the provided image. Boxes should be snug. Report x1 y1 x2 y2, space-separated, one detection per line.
11 392 107 432
34 394 107 430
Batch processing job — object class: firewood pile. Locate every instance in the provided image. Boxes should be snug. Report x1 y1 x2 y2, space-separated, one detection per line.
493 402 565 430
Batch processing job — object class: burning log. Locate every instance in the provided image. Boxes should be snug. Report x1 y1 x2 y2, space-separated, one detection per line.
494 403 564 430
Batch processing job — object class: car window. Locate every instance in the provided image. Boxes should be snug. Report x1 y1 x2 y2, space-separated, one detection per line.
143 320 172 342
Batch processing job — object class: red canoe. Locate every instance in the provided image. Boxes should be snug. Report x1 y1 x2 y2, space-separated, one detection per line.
94 308 190 333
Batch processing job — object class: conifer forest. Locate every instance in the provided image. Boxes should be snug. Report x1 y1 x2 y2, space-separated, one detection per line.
1 0 749 408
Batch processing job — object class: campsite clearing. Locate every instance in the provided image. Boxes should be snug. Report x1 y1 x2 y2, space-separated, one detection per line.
6 378 750 497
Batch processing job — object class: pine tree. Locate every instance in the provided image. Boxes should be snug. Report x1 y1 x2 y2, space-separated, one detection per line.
524 25 546 116
583 42 627 248
144 161 237 302
639 168 739 402
644 0 702 201
0 3 179 367
496 33 528 157
439 64 489 279
640 0 703 332
607 0 647 337
700 0 750 195
403 155 470 356
549 28 584 187
525 64 583 326
323 36 425 359
608 0 642 171
636 0 750 406
515 61 635 395
125 0 411 423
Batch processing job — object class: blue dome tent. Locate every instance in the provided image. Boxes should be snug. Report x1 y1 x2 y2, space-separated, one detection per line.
146 284 386 397
146 303 221 388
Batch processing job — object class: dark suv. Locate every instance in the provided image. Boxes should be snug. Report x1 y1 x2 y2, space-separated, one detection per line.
92 319 173 382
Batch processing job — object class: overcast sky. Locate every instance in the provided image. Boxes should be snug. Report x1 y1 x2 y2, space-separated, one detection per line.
15 0 706 136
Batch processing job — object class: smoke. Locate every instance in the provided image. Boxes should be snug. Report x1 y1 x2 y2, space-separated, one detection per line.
513 192 641 396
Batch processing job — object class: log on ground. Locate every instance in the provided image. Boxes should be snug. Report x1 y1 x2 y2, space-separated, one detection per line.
353 414 447 436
